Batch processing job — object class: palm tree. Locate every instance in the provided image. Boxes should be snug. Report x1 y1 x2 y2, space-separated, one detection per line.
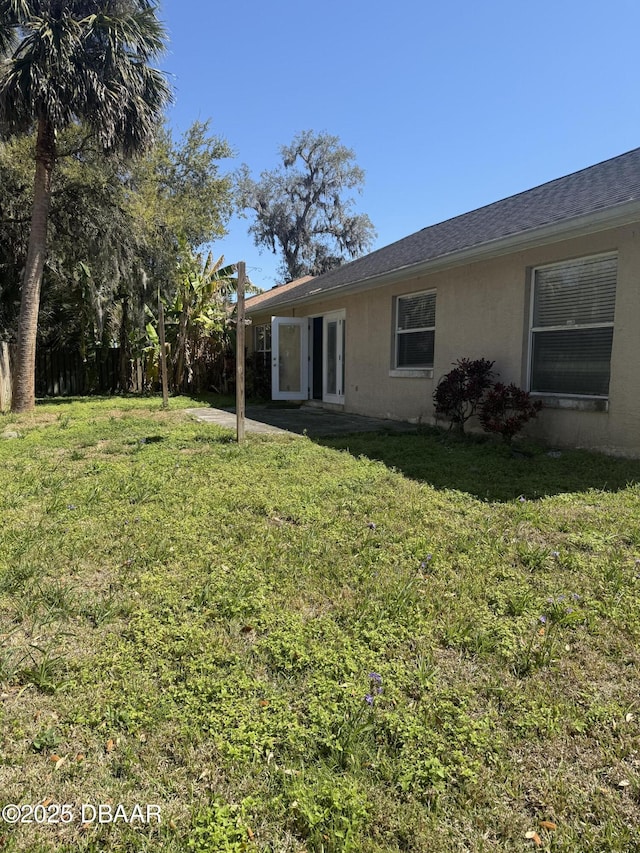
0 0 171 412
0 16 16 57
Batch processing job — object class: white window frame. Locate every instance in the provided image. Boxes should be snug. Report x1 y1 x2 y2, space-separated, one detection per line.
254 323 272 355
394 289 436 370
528 252 617 399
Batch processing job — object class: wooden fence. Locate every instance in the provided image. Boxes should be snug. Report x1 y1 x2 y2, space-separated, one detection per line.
0 345 144 407
37 348 119 397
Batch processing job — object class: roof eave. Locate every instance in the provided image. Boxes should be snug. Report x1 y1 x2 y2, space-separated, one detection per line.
246 199 640 315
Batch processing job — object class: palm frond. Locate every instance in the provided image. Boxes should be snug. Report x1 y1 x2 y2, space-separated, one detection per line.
0 0 171 148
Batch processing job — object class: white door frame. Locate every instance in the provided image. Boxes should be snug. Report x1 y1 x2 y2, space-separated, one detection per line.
271 317 309 401
322 310 345 405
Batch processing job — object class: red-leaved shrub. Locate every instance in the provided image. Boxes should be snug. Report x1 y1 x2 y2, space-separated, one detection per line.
433 358 495 433
479 382 543 444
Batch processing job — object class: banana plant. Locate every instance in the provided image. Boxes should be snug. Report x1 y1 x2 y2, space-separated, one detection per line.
152 241 258 393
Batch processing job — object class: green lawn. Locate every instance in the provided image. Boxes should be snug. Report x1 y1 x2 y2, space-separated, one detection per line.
1 397 639 852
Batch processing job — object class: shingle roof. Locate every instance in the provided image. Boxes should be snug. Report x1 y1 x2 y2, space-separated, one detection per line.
246 147 640 314
243 275 314 309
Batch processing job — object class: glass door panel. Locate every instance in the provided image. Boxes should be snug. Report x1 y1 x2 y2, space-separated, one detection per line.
326 321 337 396
271 317 308 400
323 311 345 404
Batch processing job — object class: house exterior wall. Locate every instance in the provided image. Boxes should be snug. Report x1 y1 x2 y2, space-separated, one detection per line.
248 223 640 456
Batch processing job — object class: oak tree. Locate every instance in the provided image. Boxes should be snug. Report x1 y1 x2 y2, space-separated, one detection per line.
239 130 375 282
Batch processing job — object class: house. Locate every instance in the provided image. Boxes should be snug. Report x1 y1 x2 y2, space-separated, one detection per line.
245 149 640 456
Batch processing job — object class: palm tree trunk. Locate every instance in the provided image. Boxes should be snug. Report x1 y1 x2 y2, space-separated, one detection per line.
12 118 55 413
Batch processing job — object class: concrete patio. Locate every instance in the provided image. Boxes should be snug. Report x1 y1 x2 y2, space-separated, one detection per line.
185 404 419 438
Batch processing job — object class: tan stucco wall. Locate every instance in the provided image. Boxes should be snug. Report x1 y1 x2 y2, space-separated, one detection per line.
249 223 640 456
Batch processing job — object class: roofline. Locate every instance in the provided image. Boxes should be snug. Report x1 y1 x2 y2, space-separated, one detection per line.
246 199 640 315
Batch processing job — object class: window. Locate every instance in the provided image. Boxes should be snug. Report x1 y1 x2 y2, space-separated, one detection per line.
395 291 436 368
254 323 271 365
530 254 617 397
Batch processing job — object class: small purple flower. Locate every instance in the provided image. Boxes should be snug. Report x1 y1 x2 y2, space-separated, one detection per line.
420 554 433 569
518 495 526 503
571 592 581 602
367 522 377 531
539 614 547 624
366 672 383 703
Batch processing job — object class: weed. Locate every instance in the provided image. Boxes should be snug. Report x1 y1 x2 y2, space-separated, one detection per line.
513 594 582 676
332 697 377 771
81 591 123 626
516 541 551 571
36 579 76 618
188 799 254 852
413 653 438 693
31 726 61 753
504 585 535 616
0 643 23 683
0 559 38 594
1 396 640 852
18 645 67 693
286 772 369 853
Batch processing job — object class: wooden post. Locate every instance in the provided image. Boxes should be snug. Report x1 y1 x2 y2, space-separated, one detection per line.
236 261 246 444
0 342 11 413
158 294 169 409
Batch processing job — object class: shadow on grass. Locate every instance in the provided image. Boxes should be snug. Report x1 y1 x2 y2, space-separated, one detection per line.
34 394 173 407
28 395 640 502
317 429 640 502
35 395 117 405
34 392 237 409
193 432 235 444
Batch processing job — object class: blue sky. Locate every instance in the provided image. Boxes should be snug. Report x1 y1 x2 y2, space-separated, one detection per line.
160 0 640 288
